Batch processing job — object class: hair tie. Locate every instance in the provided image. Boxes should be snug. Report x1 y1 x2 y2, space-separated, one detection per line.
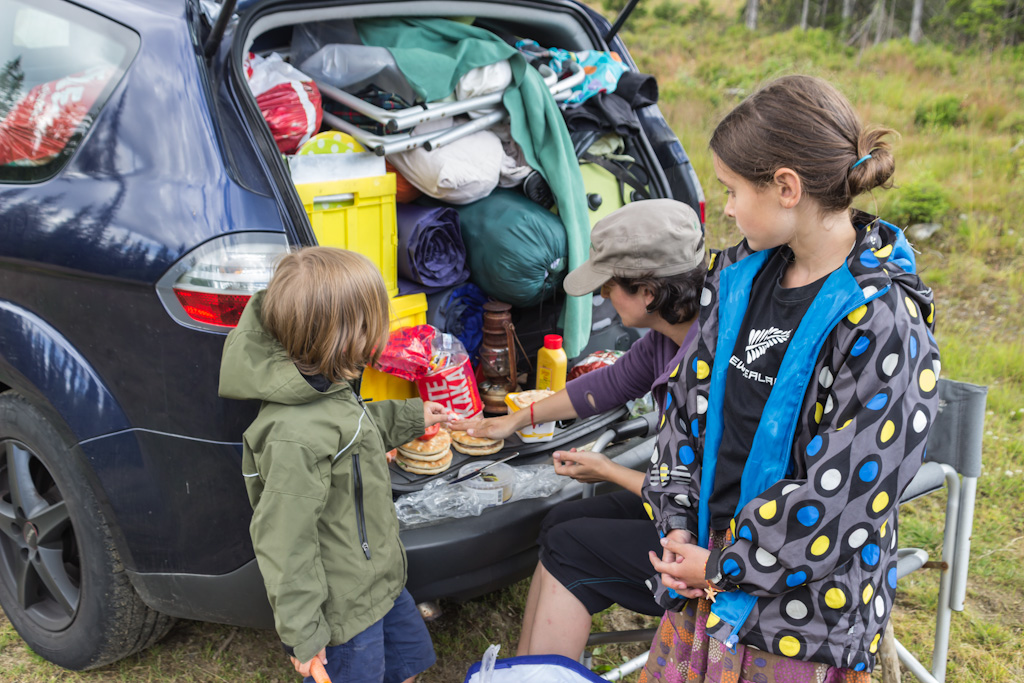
850 153 872 170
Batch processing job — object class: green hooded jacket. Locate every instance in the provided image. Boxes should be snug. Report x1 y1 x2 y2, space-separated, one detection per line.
218 291 425 663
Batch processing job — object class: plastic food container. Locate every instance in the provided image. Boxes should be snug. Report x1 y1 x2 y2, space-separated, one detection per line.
457 461 516 507
504 390 556 442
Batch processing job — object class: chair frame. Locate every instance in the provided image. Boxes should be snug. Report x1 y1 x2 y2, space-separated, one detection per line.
891 378 987 683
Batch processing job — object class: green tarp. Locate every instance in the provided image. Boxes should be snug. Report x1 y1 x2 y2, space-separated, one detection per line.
356 18 591 357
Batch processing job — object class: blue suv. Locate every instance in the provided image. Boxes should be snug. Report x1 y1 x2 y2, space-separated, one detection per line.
0 0 704 670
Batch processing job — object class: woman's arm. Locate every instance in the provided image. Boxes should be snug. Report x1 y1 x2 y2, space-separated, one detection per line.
552 449 645 496
448 389 579 440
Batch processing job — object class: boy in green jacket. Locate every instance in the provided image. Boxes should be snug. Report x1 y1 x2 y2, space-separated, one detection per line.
219 247 448 682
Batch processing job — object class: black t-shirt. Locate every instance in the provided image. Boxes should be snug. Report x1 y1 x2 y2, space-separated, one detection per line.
708 249 826 530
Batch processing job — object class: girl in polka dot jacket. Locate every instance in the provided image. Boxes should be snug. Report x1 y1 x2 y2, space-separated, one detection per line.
638 75 941 682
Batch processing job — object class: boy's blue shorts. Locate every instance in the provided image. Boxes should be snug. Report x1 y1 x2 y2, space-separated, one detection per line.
304 588 436 683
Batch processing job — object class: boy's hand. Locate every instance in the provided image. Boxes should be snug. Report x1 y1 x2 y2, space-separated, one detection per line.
422 401 450 428
290 648 327 678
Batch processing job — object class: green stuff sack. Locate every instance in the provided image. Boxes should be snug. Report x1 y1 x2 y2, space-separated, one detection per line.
453 189 568 307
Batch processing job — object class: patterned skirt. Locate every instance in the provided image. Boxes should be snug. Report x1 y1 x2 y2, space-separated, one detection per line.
638 531 871 683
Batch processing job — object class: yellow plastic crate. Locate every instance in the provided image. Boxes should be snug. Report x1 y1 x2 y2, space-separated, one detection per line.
360 293 428 402
295 173 399 297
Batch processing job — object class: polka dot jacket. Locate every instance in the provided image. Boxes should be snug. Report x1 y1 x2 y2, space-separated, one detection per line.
640 214 941 672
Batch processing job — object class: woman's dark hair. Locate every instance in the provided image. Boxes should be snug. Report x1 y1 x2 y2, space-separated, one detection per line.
710 74 897 213
613 257 708 325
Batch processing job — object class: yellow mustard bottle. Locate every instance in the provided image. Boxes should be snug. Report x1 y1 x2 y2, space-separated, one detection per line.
536 334 568 392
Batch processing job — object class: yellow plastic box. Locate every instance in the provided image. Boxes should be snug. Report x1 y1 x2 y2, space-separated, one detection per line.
361 293 428 402
295 173 399 297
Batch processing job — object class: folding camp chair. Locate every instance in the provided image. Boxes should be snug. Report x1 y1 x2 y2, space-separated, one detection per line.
887 378 987 683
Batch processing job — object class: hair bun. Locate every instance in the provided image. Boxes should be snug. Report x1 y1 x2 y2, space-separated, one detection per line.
849 128 896 196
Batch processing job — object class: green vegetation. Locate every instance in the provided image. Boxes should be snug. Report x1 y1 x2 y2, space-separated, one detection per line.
621 5 1024 681
914 94 969 128
889 178 953 225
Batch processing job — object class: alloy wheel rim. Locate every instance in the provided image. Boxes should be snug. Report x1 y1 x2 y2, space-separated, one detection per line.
0 439 81 631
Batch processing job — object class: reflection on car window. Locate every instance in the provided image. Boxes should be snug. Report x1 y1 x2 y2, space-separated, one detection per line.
0 0 138 183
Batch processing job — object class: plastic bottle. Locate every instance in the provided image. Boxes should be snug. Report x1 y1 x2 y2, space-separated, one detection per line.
536 334 568 392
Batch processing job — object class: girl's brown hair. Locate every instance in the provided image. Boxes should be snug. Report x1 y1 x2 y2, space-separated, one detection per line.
710 74 897 213
262 247 391 384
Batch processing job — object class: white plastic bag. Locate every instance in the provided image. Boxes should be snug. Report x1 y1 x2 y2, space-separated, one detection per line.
386 118 503 205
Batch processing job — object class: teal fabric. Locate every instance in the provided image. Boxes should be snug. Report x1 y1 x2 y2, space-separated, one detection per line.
450 188 568 307
356 18 591 357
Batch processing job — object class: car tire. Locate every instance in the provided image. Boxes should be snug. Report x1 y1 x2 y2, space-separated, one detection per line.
0 391 175 670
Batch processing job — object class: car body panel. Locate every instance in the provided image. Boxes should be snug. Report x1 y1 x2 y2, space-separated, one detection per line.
0 0 701 630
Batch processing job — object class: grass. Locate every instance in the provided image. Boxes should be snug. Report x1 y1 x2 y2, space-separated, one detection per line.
2 3 1023 682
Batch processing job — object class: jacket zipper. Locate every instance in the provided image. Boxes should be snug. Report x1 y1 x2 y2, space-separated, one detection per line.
352 453 371 560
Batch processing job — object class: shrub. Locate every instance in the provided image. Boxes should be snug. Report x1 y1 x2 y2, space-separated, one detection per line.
653 1 681 23
914 95 968 128
998 111 1024 136
888 179 953 225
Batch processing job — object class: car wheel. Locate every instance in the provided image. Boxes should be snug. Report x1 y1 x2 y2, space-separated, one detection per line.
0 392 175 670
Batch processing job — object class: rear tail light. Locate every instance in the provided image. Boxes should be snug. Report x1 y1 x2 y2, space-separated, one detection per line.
156 232 290 331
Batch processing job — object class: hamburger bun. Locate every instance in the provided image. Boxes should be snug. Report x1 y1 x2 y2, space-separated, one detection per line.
511 389 555 408
396 430 452 459
395 448 453 475
450 430 504 456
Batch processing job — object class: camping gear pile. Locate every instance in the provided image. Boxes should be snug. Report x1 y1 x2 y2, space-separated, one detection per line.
244 16 653 476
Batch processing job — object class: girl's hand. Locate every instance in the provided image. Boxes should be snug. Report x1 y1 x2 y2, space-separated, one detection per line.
289 648 327 678
552 449 611 483
448 413 518 440
422 401 449 428
648 530 706 599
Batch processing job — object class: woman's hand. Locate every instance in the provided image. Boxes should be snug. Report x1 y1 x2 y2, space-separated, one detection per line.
648 529 706 599
422 401 452 428
289 648 327 678
552 449 611 483
448 413 520 440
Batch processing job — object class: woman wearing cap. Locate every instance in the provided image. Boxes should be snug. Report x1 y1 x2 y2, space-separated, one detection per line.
450 199 706 660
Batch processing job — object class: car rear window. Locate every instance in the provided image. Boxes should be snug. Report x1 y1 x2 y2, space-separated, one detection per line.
0 0 138 183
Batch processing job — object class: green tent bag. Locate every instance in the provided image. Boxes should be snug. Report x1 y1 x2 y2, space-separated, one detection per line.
453 189 568 308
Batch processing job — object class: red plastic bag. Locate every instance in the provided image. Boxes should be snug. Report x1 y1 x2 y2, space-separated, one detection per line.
567 349 624 381
375 325 484 418
0 65 115 166
374 325 437 382
244 53 323 154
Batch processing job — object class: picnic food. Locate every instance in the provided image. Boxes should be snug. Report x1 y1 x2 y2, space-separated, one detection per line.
395 449 453 475
418 423 441 440
510 388 555 408
450 430 504 456
504 390 557 443
395 429 454 474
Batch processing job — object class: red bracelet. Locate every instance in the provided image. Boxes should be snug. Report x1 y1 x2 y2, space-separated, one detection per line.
530 403 537 428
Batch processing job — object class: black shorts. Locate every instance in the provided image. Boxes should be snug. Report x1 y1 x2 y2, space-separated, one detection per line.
537 489 663 616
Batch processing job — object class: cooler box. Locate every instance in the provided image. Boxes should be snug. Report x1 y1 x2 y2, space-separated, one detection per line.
361 292 427 402
295 173 399 297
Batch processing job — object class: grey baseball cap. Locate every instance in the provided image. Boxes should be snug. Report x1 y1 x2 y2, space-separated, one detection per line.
563 199 704 296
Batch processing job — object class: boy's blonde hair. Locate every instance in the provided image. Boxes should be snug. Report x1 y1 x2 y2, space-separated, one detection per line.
262 247 391 384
